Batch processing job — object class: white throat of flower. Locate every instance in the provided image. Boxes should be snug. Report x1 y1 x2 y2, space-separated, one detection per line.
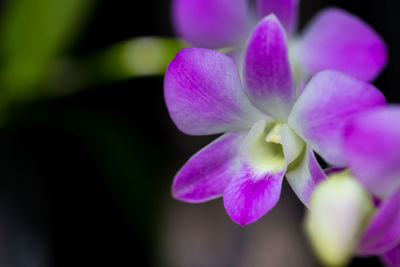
243 121 286 173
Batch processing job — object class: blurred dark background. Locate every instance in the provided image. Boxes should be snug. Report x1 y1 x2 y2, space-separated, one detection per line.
0 0 398 267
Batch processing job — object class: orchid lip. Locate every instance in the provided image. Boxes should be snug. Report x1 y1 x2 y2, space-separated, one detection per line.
243 120 286 173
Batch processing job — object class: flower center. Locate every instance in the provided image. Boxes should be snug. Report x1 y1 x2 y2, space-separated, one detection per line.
265 122 284 144
244 121 285 172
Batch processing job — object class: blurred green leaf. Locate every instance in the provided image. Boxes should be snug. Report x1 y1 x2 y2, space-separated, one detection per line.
82 37 186 86
0 0 94 101
50 37 187 95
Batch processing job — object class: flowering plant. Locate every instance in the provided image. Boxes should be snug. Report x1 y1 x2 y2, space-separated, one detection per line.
164 15 386 226
305 106 400 266
172 0 387 82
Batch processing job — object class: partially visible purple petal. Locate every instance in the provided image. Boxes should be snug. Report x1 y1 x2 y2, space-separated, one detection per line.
285 147 326 206
288 70 386 166
172 0 249 48
223 120 286 225
344 106 400 198
382 244 400 267
172 132 246 203
223 164 284 225
244 15 295 120
298 7 387 81
359 187 400 255
165 48 270 135
256 0 299 35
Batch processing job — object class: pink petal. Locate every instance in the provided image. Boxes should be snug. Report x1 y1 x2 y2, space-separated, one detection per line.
223 164 285 225
344 106 400 198
256 0 299 35
359 187 400 255
172 0 249 48
288 70 386 166
244 15 295 120
382 244 400 267
223 120 286 225
172 132 246 203
164 48 269 135
298 7 387 81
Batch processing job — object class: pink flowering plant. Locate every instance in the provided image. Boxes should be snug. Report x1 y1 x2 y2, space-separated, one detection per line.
305 106 400 267
172 0 387 82
161 0 400 265
164 14 386 226
350 107 400 267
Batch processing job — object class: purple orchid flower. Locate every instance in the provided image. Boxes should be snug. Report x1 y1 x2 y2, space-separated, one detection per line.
344 106 400 267
305 106 400 266
172 0 387 82
164 15 386 226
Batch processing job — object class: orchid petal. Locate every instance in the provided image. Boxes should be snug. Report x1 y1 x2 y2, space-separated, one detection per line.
223 120 286 225
256 0 299 35
305 172 374 267
298 7 387 81
285 147 326 206
172 132 246 203
359 187 400 255
289 70 386 166
223 166 284 226
172 0 249 48
165 48 270 135
238 120 285 173
244 15 295 120
344 106 400 198
382 244 400 267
